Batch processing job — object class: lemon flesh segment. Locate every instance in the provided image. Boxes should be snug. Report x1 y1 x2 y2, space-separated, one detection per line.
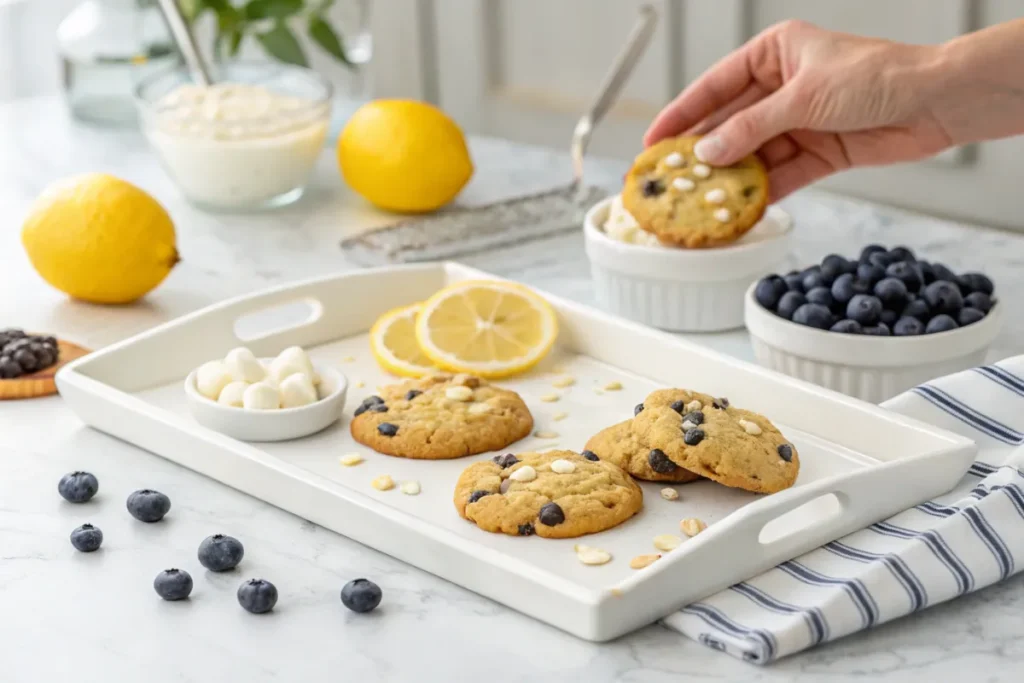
369 303 435 377
415 281 558 378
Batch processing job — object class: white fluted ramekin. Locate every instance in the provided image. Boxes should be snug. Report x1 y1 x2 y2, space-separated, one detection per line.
744 284 1003 404
584 197 793 332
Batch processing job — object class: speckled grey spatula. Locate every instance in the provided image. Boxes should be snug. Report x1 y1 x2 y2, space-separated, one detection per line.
339 4 658 266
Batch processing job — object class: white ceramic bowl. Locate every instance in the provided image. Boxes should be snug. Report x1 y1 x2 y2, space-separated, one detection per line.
744 284 1003 404
584 196 793 332
184 362 348 442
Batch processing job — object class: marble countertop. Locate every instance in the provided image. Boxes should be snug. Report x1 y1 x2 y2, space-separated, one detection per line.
2 96 1024 683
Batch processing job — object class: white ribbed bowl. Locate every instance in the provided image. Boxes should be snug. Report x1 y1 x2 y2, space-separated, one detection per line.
584 196 793 332
744 284 1003 403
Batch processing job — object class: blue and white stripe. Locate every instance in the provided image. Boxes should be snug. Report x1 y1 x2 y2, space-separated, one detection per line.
662 355 1024 663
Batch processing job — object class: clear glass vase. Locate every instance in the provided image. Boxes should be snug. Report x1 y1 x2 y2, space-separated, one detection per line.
57 0 179 126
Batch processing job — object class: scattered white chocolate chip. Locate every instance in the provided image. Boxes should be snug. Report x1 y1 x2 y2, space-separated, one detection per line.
342 356 355 362
534 430 559 439
704 188 727 204
671 177 696 192
467 402 492 415
339 453 364 467
682 419 698 431
739 419 762 435
685 400 702 412
445 386 474 402
654 534 682 552
630 554 661 569
552 375 576 388
663 152 684 168
550 459 576 474
692 163 711 178
603 381 623 391
354 380 365 389
400 480 421 496
540 393 560 403
713 208 732 222
660 488 679 501
680 518 707 537
510 465 537 482
574 544 612 566
552 411 568 422
371 475 394 491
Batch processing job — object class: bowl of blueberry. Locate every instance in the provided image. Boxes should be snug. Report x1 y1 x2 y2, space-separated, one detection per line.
744 245 1002 403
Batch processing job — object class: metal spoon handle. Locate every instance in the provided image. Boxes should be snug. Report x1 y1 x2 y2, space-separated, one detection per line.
571 4 658 184
155 0 212 86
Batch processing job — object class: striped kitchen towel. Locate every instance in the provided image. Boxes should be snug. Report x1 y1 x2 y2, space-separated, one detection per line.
661 355 1024 664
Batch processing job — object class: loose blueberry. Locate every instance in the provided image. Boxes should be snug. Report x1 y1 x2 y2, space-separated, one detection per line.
642 179 664 197
829 319 863 334
683 428 705 446
492 453 519 468
377 423 399 437
776 291 807 320
792 303 833 330
887 246 916 263
901 298 931 322
754 276 788 311
404 390 422 401
862 323 891 336
930 263 956 283
777 444 794 462
341 578 382 613
923 281 964 316
669 400 685 413
198 534 245 572
856 262 886 285
154 569 193 601
846 294 883 326
885 261 923 292
805 287 833 309
517 523 535 536
819 254 850 284
681 410 704 425
893 317 925 336
70 523 103 552
538 502 565 526
634 403 646 416
237 578 278 614
958 272 994 296
467 490 491 503
873 277 908 311
581 450 599 462
964 291 993 313
859 244 887 264
783 272 804 293
126 489 171 523
801 271 826 292
867 251 896 269
925 314 958 334
648 449 678 474
957 307 986 327
58 471 98 503
831 274 871 306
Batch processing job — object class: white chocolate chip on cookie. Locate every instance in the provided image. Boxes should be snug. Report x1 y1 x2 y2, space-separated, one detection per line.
704 188 727 204
739 419 762 435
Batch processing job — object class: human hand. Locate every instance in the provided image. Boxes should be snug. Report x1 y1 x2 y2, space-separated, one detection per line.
644 20 954 201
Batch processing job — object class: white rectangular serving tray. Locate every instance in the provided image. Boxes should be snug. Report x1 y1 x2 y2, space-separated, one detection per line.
56 263 977 642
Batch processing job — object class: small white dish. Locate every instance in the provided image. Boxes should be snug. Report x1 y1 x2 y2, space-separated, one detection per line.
184 361 347 442
584 196 793 332
744 284 1003 403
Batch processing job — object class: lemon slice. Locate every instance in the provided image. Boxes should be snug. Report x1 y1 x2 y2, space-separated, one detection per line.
370 303 435 377
414 280 558 378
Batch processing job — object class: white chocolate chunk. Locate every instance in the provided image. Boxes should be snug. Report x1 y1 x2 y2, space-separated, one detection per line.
739 419 762 435
371 475 394 491
510 465 537 482
400 480 421 496
672 177 696 192
574 544 612 566
196 360 233 399
550 459 576 474
445 386 474 402
603 381 623 391
243 381 280 410
467 402 491 415
685 400 702 412
654 534 682 551
660 488 679 501
217 380 249 407
339 453 363 466
540 393 560 403
713 208 732 222
663 152 684 168
279 373 318 408
704 188 727 204
692 164 711 178
551 375 575 388
225 347 266 383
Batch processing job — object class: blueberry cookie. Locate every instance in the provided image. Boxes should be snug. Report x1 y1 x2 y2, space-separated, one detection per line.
631 389 799 493
350 373 533 459
584 420 701 484
621 135 769 248
454 450 643 538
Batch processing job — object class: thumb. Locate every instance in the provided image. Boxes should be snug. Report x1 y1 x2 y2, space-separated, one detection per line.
693 86 800 165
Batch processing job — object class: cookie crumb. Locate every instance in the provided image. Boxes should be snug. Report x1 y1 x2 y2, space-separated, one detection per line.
534 430 559 439
660 488 679 501
354 380 365 388
510 465 537 482
603 381 623 391
738 419 762 435
630 554 661 569
339 453 364 467
539 393 560 403
574 544 612 566
342 356 355 362
371 475 394 491
551 375 575 388
552 411 568 422
680 518 707 537
550 459 576 474
654 534 681 552
609 588 624 598
445 386 474 402
593 388 604 395
399 480 421 496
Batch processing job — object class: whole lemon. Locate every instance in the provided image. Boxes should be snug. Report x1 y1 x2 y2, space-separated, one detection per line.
21 173 179 304
338 100 474 213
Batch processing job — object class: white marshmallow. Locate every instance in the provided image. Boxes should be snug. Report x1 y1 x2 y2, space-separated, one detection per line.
277 346 314 378
217 381 249 407
225 347 266 383
196 361 232 400
279 373 318 409
243 381 280 410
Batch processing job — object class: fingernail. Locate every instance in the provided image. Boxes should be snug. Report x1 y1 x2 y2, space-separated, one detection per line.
694 136 724 164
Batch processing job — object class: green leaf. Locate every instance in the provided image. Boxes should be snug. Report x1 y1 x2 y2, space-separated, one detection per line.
256 22 308 66
244 0 303 21
227 28 244 56
308 15 353 67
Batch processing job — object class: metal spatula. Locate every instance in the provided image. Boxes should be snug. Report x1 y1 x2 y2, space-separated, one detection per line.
339 4 658 266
